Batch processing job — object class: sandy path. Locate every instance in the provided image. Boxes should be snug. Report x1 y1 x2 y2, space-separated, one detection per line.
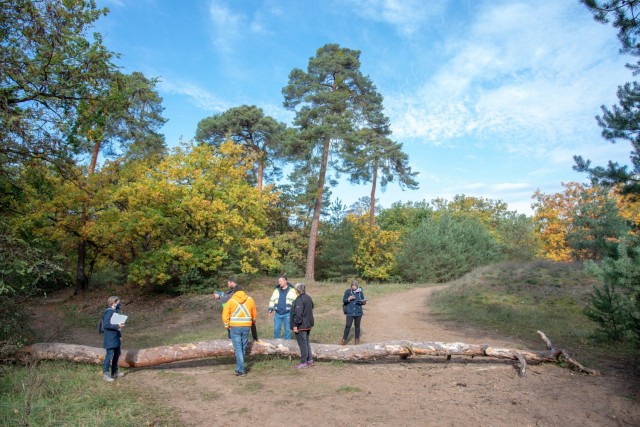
363 286 441 342
363 286 522 348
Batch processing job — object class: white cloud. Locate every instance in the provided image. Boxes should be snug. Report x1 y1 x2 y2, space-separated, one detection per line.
431 181 537 214
208 0 243 53
544 140 632 170
439 181 531 196
261 103 295 124
386 0 631 159
158 79 229 112
344 0 448 35
249 9 273 35
208 0 273 53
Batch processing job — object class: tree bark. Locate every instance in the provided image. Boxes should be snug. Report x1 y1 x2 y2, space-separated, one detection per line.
12 331 597 377
305 137 330 281
75 138 100 294
369 157 378 227
74 239 89 294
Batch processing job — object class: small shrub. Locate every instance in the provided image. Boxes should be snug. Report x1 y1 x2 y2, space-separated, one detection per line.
584 240 640 344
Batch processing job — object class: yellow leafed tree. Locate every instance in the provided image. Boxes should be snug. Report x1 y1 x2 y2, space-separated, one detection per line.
532 182 630 261
347 212 401 281
531 183 584 261
113 141 280 285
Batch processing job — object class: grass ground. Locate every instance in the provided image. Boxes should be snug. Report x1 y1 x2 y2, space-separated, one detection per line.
0 361 179 426
428 260 638 368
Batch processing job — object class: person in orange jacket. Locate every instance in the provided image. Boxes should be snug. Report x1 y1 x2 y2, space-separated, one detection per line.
215 276 259 340
222 289 257 376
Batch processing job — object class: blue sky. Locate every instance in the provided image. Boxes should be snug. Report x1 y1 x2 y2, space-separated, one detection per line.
95 0 633 215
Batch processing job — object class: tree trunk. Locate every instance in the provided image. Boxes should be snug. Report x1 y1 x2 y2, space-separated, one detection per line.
305 137 330 281
74 139 101 294
74 239 89 294
256 153 264 192
369 159 378 227
12 332 597 377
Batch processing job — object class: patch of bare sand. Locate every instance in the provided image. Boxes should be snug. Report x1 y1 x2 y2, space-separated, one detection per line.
126 285 639 426
362 286 519 347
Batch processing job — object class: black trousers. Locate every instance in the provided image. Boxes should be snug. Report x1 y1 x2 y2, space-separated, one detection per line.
343 315 362 340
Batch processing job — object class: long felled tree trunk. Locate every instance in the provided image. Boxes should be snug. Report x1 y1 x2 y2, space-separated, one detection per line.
13 332 597 377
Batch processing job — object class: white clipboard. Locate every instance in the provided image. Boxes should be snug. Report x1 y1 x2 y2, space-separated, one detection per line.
110 313 128 325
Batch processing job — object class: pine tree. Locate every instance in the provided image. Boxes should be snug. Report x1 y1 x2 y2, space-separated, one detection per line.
282 44 386 280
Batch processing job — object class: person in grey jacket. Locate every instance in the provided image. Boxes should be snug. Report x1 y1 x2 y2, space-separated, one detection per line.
102 296 125 382
290 283 314 369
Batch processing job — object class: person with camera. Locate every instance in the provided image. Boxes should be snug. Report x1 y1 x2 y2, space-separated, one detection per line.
340 280 366 345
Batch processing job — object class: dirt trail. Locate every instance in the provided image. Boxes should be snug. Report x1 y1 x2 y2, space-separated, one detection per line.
121 285 639 427
363 286 518 347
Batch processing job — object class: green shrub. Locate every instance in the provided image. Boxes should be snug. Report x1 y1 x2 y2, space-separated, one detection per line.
584 240 640 343
396 214 500 282
0 223 71 346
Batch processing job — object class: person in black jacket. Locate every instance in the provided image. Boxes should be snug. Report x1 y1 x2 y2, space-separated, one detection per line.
102 296 125 382
290 282 314 369
340 280 366 345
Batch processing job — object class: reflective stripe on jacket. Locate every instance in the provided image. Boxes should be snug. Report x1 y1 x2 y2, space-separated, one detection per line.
222 290 257 329
230 302 253 326
268 285 297 313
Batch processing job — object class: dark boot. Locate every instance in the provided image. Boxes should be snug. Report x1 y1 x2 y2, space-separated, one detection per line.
354 339 360 345
339 339 347 345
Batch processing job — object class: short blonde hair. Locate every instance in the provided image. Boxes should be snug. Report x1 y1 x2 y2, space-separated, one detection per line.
107 296 120 307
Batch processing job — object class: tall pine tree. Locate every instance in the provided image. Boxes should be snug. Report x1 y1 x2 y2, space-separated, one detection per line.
282 44 386 280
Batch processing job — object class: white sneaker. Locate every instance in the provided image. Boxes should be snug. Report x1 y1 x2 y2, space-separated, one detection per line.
103 373 114 382
112 372 125 379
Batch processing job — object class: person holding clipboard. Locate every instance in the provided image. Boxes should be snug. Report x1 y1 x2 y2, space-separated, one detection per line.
102 296 126 382
340 280 367 345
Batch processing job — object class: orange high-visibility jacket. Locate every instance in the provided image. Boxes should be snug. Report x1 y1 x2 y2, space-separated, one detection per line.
222 290 257 329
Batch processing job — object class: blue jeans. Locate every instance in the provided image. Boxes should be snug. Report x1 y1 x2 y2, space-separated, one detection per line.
273 311 291 339
103 347 121 375
230 326 250 373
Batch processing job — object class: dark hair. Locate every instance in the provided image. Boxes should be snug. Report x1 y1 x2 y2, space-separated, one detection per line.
279 274 287 281
228 276 237 283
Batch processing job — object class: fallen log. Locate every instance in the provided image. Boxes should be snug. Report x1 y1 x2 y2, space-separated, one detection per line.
12 331 598 377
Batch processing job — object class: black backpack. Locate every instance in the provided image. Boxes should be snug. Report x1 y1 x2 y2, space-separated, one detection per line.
97 309 107 334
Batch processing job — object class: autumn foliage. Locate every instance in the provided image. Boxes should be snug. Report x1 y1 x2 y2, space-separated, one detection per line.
347 212 401 281
532 182 636 261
